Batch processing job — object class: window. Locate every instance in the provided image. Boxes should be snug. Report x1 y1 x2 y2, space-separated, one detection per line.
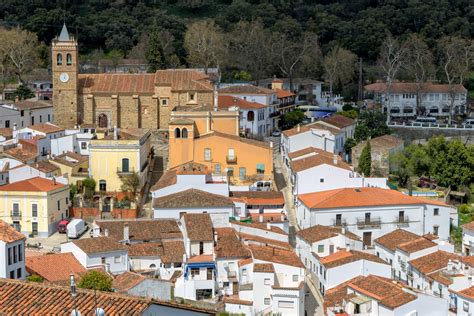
17 268 22 278
434 208 439 216
204 148 211 161
39 115 42 123
114 256 121 263
13 246 17 263
81 142 87 150
57 200 60 211
20 110 24 117
121 158 130 173
464 301 469 312
188 92 196 102
239 167 246 180
292 275 298 282
318 245 324 253
174 127 181 138
57 53 63 65
320 178 324 183
336 214 342 226
227 167 234 177
66 197 69 205
278 301 294 308
365 212 371 223
256 163 265 174
18 244 22 262
214 163 221 174
9 271 14 279
376 252 380 257
264 298 270 305
160 98 168 106
99 180 106 192
48 114 51 121
228 148 235 160
12 203 19 216
264 278 271 285
32 204 37 217
8 248 12 265
190 268 200 277
181 128 188 138
433 226 439 236
66 53 72 65
242 268 247 276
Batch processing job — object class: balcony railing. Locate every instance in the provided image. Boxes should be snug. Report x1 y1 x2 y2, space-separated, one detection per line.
356 217 381 229
117 167 135 176
332 219 347 227
10 211 21 220
226 155 237 164
395 216 409 227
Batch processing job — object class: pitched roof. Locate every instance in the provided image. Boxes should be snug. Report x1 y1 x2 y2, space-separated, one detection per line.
197 131 271 149
215 227 251 259
253 263 275 273
289 150 352 172
162 240 185 264
0 220 25 243
238 257 253 267
396 237 437 254
127 242 164 257
71 237 127 254
364 134 403 149
230 220 288 236
288 146 321 159
296 225 360 244
30 123 64 134
218 95 267 110
298 187 448 209
409 250 462 275
25 253 86 283
374 229 421 252
457 286 474 300
101 128 149 141
324 276 365 312
150 162 210 191
463 221 474 231
230 191 284 206
153 188 234 209
364 82 467 94
282 121 341 137
321 114 355 129
319 250 388 269
154 69 213 91
0 128 13 138
237 232 292 250
218 84 275 95
183 213 214 242
4 147 38 163
275 88 295 98
249 245 304 268
32 160 60 173
52 152 88 167
0 177 65 192
95 219 182 241
112 272 146 292
12 99 52 110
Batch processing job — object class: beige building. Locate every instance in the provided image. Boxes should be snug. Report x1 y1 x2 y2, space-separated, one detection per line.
88 128 151 193
50 151 89 186
0 177 70 237
51 24 214 129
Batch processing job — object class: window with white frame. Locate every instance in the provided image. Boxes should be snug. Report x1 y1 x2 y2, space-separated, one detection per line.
292 275 298 282
278 301 294 308
114 256 121 263
463 301 469 312
204 148 211 161
264 278 271 285
318 245 324 253
264 298 270 305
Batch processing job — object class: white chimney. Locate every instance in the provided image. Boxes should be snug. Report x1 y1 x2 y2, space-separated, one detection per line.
113 126 118 140
123 224 130 244
104 228 109 237
259 215 263 223
297 124 300 132
270 141 273 149
213 85 218 112
281 213 285 221
13 123 17 131
333 154 338 165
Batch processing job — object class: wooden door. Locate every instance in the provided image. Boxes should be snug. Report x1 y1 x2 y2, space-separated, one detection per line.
363 232 372 247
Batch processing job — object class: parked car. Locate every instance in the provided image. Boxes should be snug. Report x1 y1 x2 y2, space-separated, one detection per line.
272 129 281 137
463 118 474 126
67 219 88 239
57 219 70 233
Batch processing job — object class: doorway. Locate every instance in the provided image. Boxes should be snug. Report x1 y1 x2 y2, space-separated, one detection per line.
98 113 108 128
363 232 372 247
32 222 38 236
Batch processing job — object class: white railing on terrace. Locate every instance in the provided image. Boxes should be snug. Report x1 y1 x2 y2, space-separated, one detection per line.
388 122 474 130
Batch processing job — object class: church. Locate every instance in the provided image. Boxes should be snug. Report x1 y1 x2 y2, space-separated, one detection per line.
51 24 215 129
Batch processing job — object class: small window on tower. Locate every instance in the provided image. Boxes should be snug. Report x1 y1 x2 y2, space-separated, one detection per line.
66 53 72 65
57 53 63 66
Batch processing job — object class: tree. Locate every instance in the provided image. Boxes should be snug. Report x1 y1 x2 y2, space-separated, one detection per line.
106 49 124 73
280 110 305 130
437 36 474 124
323 45 357 102
344 137 357 157
120 172 141 203
389 151 414 187
146 28 180 72
354 110 390 142
404 34 434 116
78 270 112 292
14 85 34 100
82 177 96 199
378 34 407 124
358 141 372 176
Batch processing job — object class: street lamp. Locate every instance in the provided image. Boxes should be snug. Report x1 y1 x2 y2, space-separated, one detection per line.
70 273 81 316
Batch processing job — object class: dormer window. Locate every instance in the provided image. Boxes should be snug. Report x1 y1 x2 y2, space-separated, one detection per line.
188 92 196 103
66 53 72 65
56 53 63 65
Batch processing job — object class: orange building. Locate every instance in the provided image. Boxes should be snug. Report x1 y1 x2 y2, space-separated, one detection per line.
168 106 273 184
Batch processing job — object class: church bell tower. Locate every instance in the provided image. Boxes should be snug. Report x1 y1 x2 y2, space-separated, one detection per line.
52 23 79 128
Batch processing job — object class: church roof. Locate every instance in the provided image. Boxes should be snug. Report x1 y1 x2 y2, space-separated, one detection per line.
58 23 70 41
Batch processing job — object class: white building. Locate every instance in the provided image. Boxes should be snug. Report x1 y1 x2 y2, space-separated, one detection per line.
455 286 474 316
14 123 65 157
61 237 129 274
0 220 26 279
8 161 64 184
0 157 23 185
364 82 467 118
0 100 53 129
297 187 453 246
462 221 474 256
150 162 228 199
257 77 324 106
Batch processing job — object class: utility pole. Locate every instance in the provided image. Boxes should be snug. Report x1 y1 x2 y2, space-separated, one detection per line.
358 58 363 102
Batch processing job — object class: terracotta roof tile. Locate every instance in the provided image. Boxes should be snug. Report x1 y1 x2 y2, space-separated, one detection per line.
238 257 253 267
0 220 25 243
230 191 284 206
30 123 64 134
184 213 214 242
323 276 365 312
463 221 474 231
296 225 360 244
321 114 355 129
127 242 164 257
288 146 321 159
215 227 251 259
365 135 403 148
162 240 185 264
112 272 146 292
155 69 213 91
0 128 13 138
224 297 253 305
13 99 52 110
374 229 421 252
197 131 271 149
290 150 351 172
298 187 448 209
71 236 127 254
230 220 288 236
218 95 266 110
26 253 86 283
457 286 474 300
364 82 466 94
319 250 388 269
150 162 210 191
4 147 38 163
282 121 342 137
396 237 437 254
0 177 65 192
218 84 275 95
32 160 60 173
153 188 234 209
95 219 182 242
275 88 295 98
188 254 214 263
409 250 462 275
253 263 275 273
237 232 293 250
79 73 156 94
52 152 88 167
249 245 304 268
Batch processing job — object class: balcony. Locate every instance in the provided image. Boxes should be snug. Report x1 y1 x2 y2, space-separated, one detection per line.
356 217 381 229
225 266 237 279
10 211 21 221
226 155 237 164
395 216 409 227
331 219 347 227
117 167 135 176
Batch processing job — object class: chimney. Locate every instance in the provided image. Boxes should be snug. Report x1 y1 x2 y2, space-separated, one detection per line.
259 215 263 223
281 213 285 221
123 224 130 244
213 84 218 112
13 123 17 131
333 154 338 165
104 228 109 237
113 126 118 140
296 124 300 132
271 76 283 90
52 177 56 185
15 95 19 103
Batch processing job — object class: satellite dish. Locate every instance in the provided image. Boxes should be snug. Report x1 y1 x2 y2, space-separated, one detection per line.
95 308 106 316
71 310 81 316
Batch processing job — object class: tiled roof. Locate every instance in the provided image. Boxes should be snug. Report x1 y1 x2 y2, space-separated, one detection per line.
365 134 403 149
153 188 234 209
215 227 251 259
290 150 351 172
30 123 64 134
218 95 266 110
0 128 13 138
184 213 214 242
13 99 52 110
374 229 421 252
237 232 293 250
112 272 146 292
282 121 341 137
253 263 275 273
52 151 88 167
321 114 355 129
72 237 127 254
463 221 474 231
0 177 65 192
409 250 462 275
275 88 295 98
150 162 209 191
162 240 185 264
296 225 360 244
0 220 25 243
218 84 275 95
230 220 288 235
319 250 388 269
238 257 253 267
457 286 474 300
154 69 213 91
32 160 60 173
364 82 466 94
230 191 284 206
288 146 321 159
224 297 253 305
396 237 437 254
169 118 195 125
4 147 38 163
298 187 448 209
249 245 304 268
188 254 214 263
324 276 365 313
26 253 86 283
127 242 164 257
101 128 149 140
95 219 182 242
197 131 271 149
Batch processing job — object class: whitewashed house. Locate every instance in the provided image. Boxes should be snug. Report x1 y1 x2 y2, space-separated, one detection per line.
455 286 474 316
462 221 474 256
297 187 453 245
14 123 65 157
0 157 23 185
0 100 53 129
61 237 129 274
0 220 26 279
8 160 65 184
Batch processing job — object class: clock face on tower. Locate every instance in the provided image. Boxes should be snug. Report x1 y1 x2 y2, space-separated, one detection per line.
60 72 69 83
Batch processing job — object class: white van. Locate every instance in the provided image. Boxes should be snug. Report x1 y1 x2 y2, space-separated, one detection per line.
67 219 88 239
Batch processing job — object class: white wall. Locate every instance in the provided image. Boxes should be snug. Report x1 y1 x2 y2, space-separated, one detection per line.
151 174 229 199
230 222 289 243
153 206 233 222
9 164 67 185
0 104 52 129
0 239 25 279
51 134 76 156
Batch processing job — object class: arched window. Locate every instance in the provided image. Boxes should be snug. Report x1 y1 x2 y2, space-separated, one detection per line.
182 128 188 138
121 158 129 173
99 180 107 192
57 53 63 66
247 111 255 122
149 264 156 269
66 53 72 65
174 127 181 138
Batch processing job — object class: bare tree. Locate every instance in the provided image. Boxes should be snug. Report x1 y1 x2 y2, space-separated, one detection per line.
272 32 319 91
4 27 39 83
378 33 407 124
0 28 12 97
438 36 474 124
323 45 357 103
404 34 434 116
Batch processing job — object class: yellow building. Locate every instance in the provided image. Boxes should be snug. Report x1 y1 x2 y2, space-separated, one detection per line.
88 128 151 193
0 177 70 237
168 106 273 185
50 152 89 186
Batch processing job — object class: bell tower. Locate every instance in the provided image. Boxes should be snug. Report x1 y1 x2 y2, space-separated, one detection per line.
52 23 79 128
